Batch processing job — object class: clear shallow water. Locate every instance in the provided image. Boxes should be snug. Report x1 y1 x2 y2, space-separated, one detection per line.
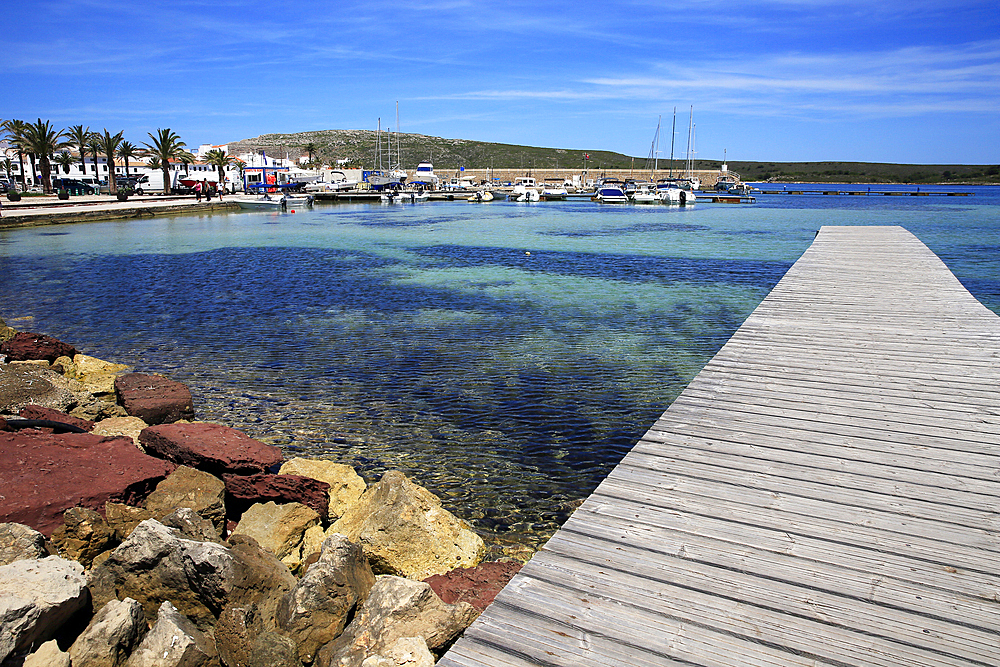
2 186 998 554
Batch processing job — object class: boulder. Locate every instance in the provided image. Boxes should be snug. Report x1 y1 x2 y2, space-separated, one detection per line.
115 373 194 425
24 640 71 667
69 396 129 422
0 316 15 343
73 354 131 397
160 508 221 543
0 430 176 536
229 502 319 572
278 459 366 520
144 466 227 536
68 598 146 667
315 576 477 667
50 506 117 568
224 534 297 629
0 556 89 663
0 364 77 414
275 534 375 664
18 405 95 432
223 474 330 523
0 331 77 363
359 638 434 667
247 632 301 667
215 605 260 667
124 601 216 667
89 519 234 632
423 561 522 612
0 522 51 565
139 423 282 476
330 471 485 579
91 416 148 448
104 503 154 541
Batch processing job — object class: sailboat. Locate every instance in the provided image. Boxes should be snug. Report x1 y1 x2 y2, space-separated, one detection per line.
365 118 403 189
656 106 700 193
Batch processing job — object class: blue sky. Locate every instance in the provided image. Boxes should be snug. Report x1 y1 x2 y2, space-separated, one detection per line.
6 0 998 165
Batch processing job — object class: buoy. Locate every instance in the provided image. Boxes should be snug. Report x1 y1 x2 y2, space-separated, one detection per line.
291 210 295 213
525 251 531 256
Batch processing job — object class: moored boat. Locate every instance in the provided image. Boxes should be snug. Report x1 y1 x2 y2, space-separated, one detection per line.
232 194 285 210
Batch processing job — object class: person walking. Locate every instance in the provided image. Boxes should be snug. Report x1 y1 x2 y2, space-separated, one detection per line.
195 180 202 202
203 179 210 202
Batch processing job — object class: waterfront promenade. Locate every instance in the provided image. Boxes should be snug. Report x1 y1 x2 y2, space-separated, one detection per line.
0 194 236 228
441 226 1000 666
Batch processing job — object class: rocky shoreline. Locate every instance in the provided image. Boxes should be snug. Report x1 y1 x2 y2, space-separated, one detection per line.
0 317 523 667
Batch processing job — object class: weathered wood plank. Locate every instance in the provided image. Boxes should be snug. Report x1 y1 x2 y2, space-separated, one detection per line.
441 226 1000 667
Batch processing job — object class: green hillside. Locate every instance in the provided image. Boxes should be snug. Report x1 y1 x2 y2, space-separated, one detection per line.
227 130 1000 184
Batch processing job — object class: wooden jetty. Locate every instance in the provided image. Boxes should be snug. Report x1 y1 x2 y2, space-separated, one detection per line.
441 225 1000 667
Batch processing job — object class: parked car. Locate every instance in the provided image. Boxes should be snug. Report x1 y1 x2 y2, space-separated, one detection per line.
0 180 12 193
51 178 96 194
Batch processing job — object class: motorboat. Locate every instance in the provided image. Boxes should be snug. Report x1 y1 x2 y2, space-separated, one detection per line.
630 183 660 204
381 190 429 203
283 194 314 208
467 190 494 202
657 182 693 205
414 161 439 187
232 193 285 210
540 178 569 201
592 179 628 203
508 183 540 202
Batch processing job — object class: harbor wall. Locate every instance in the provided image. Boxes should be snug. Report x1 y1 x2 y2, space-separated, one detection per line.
431 168 725 186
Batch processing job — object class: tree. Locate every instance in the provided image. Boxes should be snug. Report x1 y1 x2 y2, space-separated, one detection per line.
203 149 233 191
142 128 187 195
87 134 103 184
66 125 91 178
54 151 75 175
117 140 139 179
21 119 68 193
2 119 32 188
179 150 195 177
2 157 13 183
303 142 317 165
96 129 124 194
146 156 162 171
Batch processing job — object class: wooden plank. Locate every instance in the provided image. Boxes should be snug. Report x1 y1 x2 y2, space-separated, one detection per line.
443 226 1000 667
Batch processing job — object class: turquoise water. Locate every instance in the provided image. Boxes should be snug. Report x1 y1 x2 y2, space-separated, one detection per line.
2 187 998 553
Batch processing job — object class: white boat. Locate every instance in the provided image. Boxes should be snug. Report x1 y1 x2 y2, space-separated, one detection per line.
232 194 286 210
540 178 569 201
630 183 660 204
381 190 429 203
508 184 540 202
592 179 628 203
413 161 438 188
467 190 494 202
283 194 314 208
656 182 693 205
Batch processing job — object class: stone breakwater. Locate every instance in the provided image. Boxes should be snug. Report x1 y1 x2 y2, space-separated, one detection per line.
0 317 523 667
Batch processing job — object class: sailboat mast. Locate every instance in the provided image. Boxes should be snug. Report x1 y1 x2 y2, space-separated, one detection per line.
669 107 676 178
686 106 694 178
654 114 661 175
396 100 401 169
375 118 382 171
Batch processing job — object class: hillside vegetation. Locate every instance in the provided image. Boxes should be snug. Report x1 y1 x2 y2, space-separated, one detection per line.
227 130 1000 185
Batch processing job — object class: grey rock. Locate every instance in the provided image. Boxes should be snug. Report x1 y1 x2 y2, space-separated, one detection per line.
90 519 234 632
248 633 300 667
51 506 117 568
0 522 51 565
125 601 216 667
144 467 226 537
275 535 375 664
0 556 88 663
69 598 146 667
358 638 434 667
224 534 297 630
24 640 70 667
0 364 77 414
160 507 222 543
315 575 477 667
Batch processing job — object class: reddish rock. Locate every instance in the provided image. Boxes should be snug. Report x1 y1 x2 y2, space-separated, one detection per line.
423 561 522 612
0 430 176 536
19 405 96 432
224 474 331 523
114 373 194 425
139 422 283 476
0 331 78 363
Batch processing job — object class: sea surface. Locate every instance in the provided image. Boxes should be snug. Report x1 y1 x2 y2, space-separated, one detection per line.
2 184 998 554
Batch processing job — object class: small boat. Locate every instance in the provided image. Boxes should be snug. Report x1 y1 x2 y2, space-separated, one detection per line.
283 194 314 208
540 178 569 201
630 183 660 204
508 183 540 202
592 179 628 203
657 183 692 205
381 190 429 203
467 190 494 202
232 194 286 210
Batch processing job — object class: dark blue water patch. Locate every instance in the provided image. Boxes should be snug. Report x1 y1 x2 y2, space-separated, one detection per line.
413 244 791 289
546 222 709 237
717 229 777 236
37 231 72 236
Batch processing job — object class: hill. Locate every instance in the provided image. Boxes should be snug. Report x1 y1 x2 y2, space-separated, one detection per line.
227 130 1000 185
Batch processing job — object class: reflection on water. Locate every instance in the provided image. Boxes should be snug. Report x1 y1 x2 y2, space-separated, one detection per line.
1 191 999 554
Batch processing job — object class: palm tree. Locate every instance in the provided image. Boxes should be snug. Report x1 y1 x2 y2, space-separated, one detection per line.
66 125 91 178
87 135 103 185
2 157 13 184
21 119 68 193
54 151 75 175
303 142 317 165
96 130 124 194
146 156 162 172
117 140 139 179
179 150 195 177
202 149 233 191
3 119 31 189
141 128 187 195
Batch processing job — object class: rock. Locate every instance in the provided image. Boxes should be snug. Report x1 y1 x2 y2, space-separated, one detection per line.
223 474 330 524
160 508 221 543
330 471 485 579
0 364 77 414
139 423 282 476
52 355 77 380
115 373 194 425
90 519 234 632
215 605 260 667
18 405 95 432
69 397 129 422
68 598 146 667
224 534 297 631
359 638 434 667
423 561 522 612
50 506 117 568
0 430 176 536
278 459 366 521
0 556 89 663
104 503 154 541
315 576 477 667
0 522 52 565
248 632 301 667
229 503 319 573
124 601 216 667
73 354 131 397
144 466 226 536
0 332 78 363
0 316 15 343
91 416 148 448
24 639 71 667
276 534 375 664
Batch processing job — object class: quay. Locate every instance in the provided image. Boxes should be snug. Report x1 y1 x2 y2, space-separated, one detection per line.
758 188 973 196
441 226 1000 667
0 194 236 228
